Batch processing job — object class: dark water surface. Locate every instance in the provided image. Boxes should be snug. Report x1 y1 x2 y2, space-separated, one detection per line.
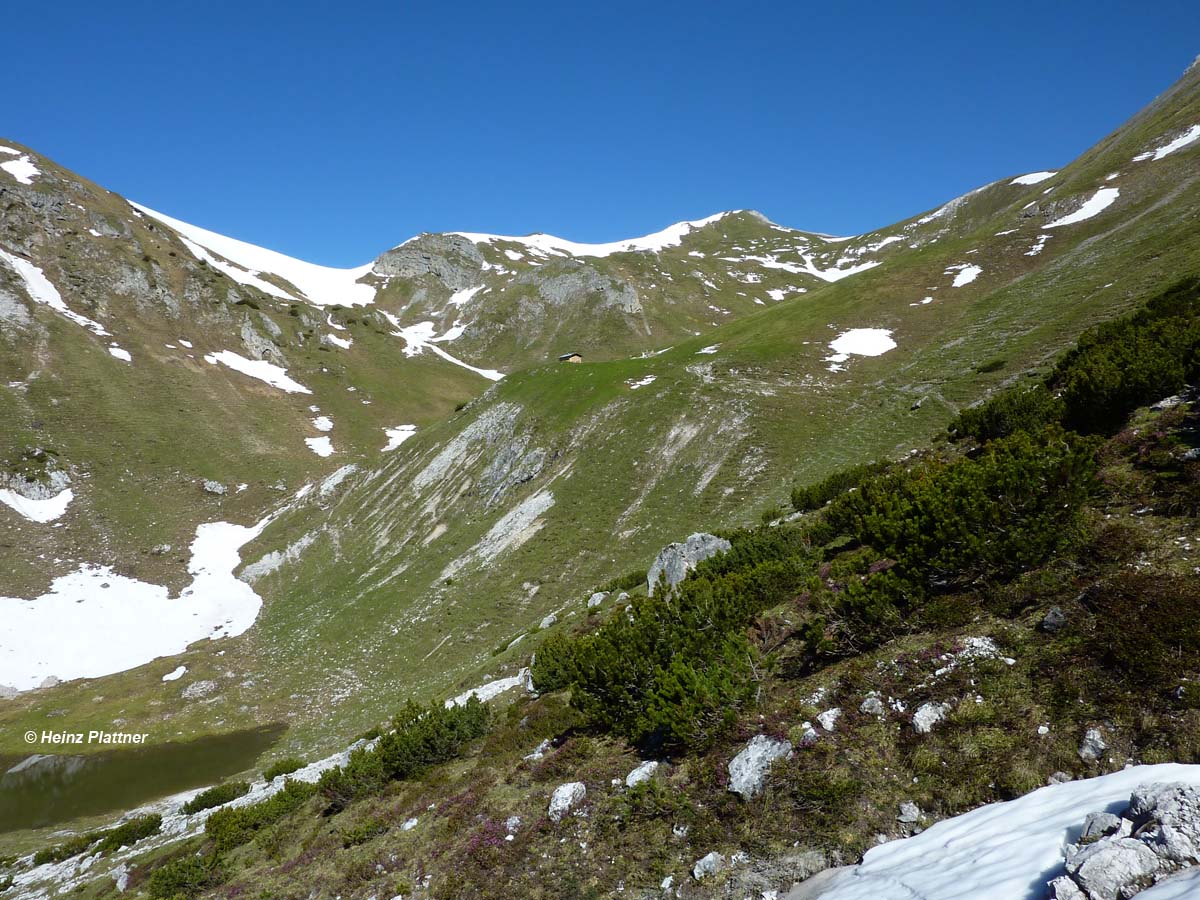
0 723 285 833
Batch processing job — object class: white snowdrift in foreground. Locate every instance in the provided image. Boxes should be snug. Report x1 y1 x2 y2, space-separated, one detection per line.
825 329 896 370
131 203 376 307
1011 171 1057 186
161 665 186 682
203 350 312 394
0 488 74 523
446 668 530 708
382 424 417 451
816 764 1200 900
450 212 733 258
0 510 279 691
0 247 109 336
381 313 504 381
1044 188 1120 229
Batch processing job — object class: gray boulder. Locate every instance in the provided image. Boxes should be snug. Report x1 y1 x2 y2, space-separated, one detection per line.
693 851 725 880
727 735 792 800
1079 727 1108 762
1065 837 1163 900
1129 782 1200 864
548 781 585 822
587 591 608 609
1042 606 1069 634
1081 812 1125 841
202 480 226 496
648 533 732 596
897 801 922 825
1047 875 1088 900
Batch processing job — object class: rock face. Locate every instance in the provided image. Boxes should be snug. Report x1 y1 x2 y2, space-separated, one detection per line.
520 261 642 314
728 735 793 800
647 532 732 596
1052 782 1200 900
372 233 485 292
548 781 586 822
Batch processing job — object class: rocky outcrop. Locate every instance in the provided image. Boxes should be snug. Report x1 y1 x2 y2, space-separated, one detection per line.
625 760 659 788
647 532 732 596
519 261 641 314
372 233 485 291
1051 782 1200 900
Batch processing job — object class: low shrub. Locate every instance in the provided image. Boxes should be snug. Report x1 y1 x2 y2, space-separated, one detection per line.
181 781 250 815
263 757 305 782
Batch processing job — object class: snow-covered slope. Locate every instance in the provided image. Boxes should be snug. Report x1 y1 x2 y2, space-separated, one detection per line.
813 765 1200 900
131 202 377 307
448 211 736 258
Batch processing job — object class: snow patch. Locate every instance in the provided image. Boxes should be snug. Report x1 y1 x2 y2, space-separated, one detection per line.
305 436 334 457
0 488 73 523
161 666 186 682
1010 171 1057 186
449 211 734 259
0 150 40 185
825 329 897 370
311 416 333 432
203 350 311 394
945 264 982 287
816 764 1200 900
108 346 132 362
448 285 485 306
382 425 417 451
132 203 376 307
0 247 109 336
0 509 281 691
1134 124 1200 162
381 313 503 381
628 375 657 389
1043 188 1120 229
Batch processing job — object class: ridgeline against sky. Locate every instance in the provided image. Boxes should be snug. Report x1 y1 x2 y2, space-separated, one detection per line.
6 0 1200 264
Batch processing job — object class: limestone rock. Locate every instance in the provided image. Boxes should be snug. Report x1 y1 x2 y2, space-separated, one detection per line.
693 851 725 880
648 533 732 596
1066 837 1163 900
587 591 608 609
1042 605 1069 634
1079 727 1108 762
548 781 585 822
202 480 227 496
728 735 792 800
625 760 660 788
912 701 951 734
1129 782 1200 864
897 801 922 824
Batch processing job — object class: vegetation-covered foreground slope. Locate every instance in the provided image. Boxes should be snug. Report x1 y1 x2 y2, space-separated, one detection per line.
9 218 1200 900
0 58 1198 806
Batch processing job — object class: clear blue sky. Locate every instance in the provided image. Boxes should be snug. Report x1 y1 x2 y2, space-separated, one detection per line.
8 1 1197 265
